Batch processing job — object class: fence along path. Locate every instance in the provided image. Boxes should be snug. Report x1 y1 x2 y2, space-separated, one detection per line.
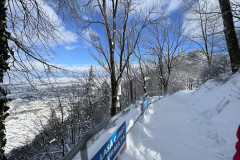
63 92 161 160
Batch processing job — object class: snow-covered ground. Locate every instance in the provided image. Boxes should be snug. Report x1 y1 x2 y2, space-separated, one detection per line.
5 78 82 154
5 72 240 159
121 73 240 160
5 98 59 154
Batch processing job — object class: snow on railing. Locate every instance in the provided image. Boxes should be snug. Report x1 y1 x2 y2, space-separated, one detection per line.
62 91 161 160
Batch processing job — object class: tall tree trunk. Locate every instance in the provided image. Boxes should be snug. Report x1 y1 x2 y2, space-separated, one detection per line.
130 80 133 103
163 83 168 93
110 28 118 116
111 79 118 117
126 63 133 103
218 0 240 73
100 0 119 117
0 0 11 159
139 59 147 94
143 80 147 93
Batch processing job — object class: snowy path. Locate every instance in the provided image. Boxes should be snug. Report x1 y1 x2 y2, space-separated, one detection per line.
122 83 240 160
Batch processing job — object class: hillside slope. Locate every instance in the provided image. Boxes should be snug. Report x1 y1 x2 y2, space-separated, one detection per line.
122 73 240 160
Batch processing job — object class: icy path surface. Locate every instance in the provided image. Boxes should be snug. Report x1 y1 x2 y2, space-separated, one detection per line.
122 75 240 160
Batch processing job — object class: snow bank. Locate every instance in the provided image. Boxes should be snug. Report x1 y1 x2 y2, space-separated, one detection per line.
72 96 160 160
121 73 240 160
83 98 154 159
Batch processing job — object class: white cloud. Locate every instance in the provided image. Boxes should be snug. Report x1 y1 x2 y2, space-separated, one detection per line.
82 28 100 46
90 0 184 24
183 0 240 37
134 0 183 15
91 0 183 20
65 45 79 50
167 0 183 14
183 0 222 37
39 3 78 44
7 0 78 46
66 65 92 72
59 64 103 73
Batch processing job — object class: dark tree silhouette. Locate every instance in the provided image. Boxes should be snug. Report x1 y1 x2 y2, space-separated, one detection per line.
219 0 240 73
0 0 12 159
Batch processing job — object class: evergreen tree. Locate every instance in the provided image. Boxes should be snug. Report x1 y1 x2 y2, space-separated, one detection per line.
85 65 96 120
0 0 12 159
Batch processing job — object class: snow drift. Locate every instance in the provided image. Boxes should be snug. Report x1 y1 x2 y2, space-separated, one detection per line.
121 72 240 160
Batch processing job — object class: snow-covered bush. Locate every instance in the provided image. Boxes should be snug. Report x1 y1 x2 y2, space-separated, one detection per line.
201 54 231 82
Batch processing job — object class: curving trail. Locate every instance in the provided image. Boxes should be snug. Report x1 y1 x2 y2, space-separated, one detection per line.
122 74 240 160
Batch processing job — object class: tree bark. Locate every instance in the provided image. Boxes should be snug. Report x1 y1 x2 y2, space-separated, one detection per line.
98 0 119 117
163 83 168 93
143 80 147 93
110 80 118 117
218 0 240 73
0 0 11 159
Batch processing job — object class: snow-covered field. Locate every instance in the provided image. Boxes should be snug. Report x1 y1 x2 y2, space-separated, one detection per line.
5 78 82 154
121 73 240 160
5 98 57 154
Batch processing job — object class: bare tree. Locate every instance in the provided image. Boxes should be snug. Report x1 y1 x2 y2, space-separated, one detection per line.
134 45 149 94
5 0 69 86
144 18 189 93
125 62 135 103
185 0 224 72
219 0 240 73
230 0 240 22
0 0 76 157
58 0 163 116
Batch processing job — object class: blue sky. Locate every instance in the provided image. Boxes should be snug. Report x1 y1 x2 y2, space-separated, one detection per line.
49 0 240 70
46 0 185 69
53 43 98 66
9 0 236 72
